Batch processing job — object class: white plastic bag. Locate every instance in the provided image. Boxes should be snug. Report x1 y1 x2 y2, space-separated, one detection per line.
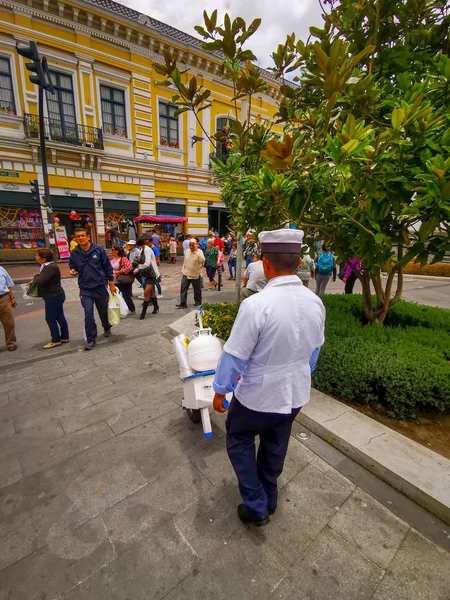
108 292 121 326
115 290 130 318
172 333 192 379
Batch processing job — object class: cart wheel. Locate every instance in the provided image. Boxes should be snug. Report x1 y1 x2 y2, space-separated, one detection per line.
186 408 201 424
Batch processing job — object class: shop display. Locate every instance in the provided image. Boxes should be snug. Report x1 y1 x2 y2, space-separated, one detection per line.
0 208 45 250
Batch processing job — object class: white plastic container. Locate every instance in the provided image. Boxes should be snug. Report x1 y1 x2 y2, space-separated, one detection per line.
187 328 222 372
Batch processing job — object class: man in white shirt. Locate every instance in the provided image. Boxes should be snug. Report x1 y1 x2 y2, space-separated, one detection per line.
212 228 325 526
242 253 266 298
176 239 205 308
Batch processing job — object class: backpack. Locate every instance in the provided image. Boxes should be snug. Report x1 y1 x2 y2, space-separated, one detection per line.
317 252 334 275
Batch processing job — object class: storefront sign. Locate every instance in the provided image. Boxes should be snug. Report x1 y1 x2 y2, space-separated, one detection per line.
55 225 70 259
0 171 19 178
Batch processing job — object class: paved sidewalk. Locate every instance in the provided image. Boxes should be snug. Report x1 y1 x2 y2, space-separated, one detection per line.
0 290 449 599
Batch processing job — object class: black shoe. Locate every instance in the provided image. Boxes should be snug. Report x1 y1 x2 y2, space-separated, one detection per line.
176 304 188 309
104 328 112 338
139 301 149 320
194 302 202 306
237 503 270 527
151 297 159 314
269 506 277 516
85 340 96 351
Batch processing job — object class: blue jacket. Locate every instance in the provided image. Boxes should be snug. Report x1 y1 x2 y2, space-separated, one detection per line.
69 243 113 290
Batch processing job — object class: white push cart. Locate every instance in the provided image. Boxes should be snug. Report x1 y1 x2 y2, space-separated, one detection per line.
181 370 230 438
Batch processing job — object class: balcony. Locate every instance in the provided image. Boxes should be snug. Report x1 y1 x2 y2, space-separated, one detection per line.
24 113 104 150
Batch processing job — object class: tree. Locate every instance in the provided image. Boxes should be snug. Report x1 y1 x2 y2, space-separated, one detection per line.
154 2 450 324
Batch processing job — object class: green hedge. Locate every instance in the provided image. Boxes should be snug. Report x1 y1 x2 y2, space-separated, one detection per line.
202 298 450 420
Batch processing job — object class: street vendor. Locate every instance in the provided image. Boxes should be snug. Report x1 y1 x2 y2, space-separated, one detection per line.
213 227 325 526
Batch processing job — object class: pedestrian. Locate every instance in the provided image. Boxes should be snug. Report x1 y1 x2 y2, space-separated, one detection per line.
296 246 315 288
33 248 69 348
134 237 160 319
212 228 325 526
343 257 361 294
148 238 163 298
205 238 219 290
228 242 237 280
213 231 224 252
199 235 208 252
314 244 336 296
242 252 266 298
0 265 17 351
105 229 112 249
110 244 136 314
169 237 178 263
176 238 205 308
244 237 257 268
182 236 190 254
69 235 78 252
151 228 160 247
69 229 116 351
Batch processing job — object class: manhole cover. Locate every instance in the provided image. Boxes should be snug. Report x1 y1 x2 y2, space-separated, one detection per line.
296 431 311 441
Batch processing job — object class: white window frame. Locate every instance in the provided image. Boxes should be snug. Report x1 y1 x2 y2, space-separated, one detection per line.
95 77 132 141
0 51 21 117
43 64 81 126
156 95 184 151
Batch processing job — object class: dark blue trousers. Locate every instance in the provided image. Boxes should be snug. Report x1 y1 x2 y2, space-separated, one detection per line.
44 292 69 343
80 286 110 344
226 396 301 518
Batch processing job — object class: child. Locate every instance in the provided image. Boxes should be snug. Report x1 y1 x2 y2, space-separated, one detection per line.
169 237 177 263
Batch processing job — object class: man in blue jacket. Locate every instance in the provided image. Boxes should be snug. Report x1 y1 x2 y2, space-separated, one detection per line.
69 229 117 350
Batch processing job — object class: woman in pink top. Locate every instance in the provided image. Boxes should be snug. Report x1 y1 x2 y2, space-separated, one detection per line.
343 257 361 295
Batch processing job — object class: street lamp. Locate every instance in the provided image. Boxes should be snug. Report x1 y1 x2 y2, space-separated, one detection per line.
17 41 54 246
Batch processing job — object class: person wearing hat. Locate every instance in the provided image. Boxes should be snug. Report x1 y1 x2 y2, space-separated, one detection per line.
212 227 325 526
242 251 266 298
213 231 224 252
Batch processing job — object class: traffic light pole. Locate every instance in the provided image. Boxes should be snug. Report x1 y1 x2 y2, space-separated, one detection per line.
37 83 51 248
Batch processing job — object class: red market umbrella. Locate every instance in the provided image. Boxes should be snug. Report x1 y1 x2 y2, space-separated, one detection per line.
134 215 188 224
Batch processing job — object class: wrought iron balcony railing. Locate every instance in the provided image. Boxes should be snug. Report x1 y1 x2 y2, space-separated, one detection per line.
24 113 104 150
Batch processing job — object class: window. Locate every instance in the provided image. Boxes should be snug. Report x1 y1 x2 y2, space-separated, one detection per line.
215 117 234 160
159 101 179 148
100 85 127 137
0 57 15 115
46 71 77 143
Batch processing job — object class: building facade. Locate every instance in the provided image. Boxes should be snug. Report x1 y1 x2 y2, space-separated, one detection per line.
0 0 282 260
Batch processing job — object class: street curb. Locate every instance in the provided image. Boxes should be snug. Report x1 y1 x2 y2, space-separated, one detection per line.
297 390 450 526
381 273 450 282
169 309 450 526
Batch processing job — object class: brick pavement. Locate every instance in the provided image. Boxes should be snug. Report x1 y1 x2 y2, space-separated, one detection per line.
0 273 449 598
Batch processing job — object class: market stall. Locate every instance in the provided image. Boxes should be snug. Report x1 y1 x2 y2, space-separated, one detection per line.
134 215 188 259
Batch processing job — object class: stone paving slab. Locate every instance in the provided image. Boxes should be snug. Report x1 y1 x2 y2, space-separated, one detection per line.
299 388 450 525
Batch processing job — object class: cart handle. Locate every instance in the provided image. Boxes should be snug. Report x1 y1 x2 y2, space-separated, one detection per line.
180 370 216 382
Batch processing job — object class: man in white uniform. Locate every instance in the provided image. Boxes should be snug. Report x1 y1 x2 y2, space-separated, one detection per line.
213 228 325 526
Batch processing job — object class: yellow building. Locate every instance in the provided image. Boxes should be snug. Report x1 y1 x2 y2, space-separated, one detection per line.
0 0 282 260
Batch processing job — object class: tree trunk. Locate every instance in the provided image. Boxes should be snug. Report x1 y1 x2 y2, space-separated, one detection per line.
360 266 404 325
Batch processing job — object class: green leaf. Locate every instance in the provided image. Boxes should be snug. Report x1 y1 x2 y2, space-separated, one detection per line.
391 108 406 130
173 107 190 117
152 63 168 76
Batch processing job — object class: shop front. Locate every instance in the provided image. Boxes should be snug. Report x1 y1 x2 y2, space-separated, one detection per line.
103 195 139 247
0 190 46 262
49 195 96 260
208 202 230 236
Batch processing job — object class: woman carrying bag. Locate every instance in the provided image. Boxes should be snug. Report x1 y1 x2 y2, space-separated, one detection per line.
110 245 135 314
134 237 160 320
32 248 69 349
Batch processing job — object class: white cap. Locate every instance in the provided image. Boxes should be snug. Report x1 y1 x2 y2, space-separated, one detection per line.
128 240 136 245
259 228 304 254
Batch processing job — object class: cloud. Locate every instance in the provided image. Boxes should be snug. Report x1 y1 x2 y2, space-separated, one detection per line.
120 0 323 69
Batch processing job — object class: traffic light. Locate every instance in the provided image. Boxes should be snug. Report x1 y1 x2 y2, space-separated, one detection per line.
30 180 40 205
16 41 54 92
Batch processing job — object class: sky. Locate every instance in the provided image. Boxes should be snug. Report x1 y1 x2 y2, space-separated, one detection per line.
120 0 324 70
